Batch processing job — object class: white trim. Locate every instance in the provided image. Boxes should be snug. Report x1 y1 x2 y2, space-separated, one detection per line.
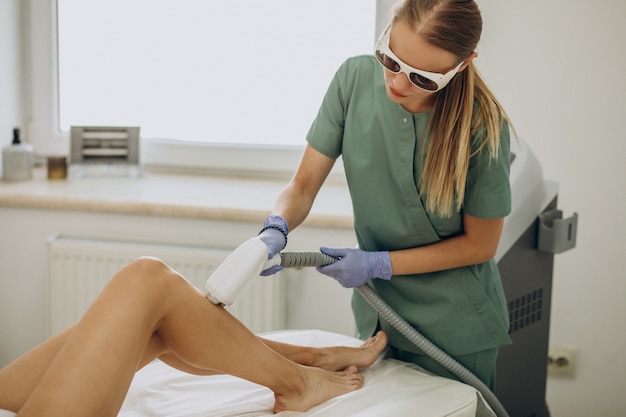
25 0 62 154
375 0 396 35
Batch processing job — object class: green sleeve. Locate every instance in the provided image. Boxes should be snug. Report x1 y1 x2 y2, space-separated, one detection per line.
305 60 351 159
463 120 512 219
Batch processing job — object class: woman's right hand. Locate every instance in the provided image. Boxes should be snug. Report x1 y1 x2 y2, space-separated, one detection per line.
258 215 289 276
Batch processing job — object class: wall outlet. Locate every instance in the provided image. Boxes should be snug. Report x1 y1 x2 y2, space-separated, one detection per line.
548 346 577 377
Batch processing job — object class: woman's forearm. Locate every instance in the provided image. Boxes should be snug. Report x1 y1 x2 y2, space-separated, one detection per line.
271 145 336 232
390 215 504 275
271 179 316 231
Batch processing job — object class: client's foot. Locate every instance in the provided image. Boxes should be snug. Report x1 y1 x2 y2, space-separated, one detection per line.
311 331 388 371
273 365 363 413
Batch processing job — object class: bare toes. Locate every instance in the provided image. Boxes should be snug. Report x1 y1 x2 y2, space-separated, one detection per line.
361 331 388 349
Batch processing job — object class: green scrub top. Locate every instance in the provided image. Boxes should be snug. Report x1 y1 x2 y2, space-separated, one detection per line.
306 55 512 356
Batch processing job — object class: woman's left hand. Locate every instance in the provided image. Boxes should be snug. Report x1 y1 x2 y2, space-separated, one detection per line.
316 247 392 288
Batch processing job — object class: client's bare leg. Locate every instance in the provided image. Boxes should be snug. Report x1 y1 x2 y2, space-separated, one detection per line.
156 331 388 377
1 257 364 417
258 332 388 372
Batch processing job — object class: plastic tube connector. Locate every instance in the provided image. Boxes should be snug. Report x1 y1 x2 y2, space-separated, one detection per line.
279 252 338 268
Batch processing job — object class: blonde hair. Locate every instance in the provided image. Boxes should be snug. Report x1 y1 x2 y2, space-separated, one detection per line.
393 0 514 217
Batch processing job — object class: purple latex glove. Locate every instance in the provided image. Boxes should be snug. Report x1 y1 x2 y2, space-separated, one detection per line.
316 247 392 288
258 215 289 276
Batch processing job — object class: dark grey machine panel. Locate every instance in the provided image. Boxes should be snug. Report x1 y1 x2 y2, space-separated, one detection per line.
495 198 558 417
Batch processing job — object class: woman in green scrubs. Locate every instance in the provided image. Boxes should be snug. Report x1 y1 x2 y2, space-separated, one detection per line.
258 0 514 389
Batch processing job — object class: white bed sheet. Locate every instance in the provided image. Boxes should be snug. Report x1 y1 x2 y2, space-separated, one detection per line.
0 330 495 417
119 329 496 417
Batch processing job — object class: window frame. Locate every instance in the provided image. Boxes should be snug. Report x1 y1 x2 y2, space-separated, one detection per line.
23 0 393 178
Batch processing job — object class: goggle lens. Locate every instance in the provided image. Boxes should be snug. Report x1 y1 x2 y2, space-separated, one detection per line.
409 72 439 92
376 50 400 72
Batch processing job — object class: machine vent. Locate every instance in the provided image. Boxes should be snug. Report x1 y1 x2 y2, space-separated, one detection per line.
508 289 543 334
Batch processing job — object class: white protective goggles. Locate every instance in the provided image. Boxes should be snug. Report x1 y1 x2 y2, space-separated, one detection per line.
375 23 464 92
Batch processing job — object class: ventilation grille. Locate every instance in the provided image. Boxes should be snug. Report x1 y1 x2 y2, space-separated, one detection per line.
508 289 544 334
70 126 140 165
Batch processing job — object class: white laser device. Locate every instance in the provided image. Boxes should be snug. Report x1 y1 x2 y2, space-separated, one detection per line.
204 237 335 306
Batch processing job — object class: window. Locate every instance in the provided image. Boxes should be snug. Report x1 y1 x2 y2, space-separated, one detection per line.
26 0 387 174
57 0 376 147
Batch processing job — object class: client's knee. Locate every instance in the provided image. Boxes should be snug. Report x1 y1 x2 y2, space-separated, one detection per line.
115 256 187 296
126 256 171 276
129 255 169 271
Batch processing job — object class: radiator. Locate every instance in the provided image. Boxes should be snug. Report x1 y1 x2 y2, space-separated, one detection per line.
47 236 285 336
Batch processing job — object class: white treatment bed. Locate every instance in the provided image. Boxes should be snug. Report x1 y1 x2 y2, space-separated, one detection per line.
120 329 496 417
0 330 496 417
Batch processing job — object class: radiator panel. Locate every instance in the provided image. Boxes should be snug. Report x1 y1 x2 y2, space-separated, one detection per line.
47 236 285 336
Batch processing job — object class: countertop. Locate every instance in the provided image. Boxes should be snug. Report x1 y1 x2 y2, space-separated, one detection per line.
0 167 354 228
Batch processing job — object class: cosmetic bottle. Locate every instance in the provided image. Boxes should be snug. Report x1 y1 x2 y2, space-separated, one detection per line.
2 128 34 181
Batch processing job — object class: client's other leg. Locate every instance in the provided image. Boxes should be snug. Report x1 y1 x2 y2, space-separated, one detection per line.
155 331 388 376
0 328 73 413
11 257 362 417
257 332 388 372
0 325 188 412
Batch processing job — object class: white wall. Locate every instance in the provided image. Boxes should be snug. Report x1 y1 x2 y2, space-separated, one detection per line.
3 1 625 415
0 0 22 162
476 1 626 415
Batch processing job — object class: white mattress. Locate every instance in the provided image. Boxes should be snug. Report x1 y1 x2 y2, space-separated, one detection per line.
120 329 494 417
1 330 495 417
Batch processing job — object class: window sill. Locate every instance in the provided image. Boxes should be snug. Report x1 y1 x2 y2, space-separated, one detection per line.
0 167 354 229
